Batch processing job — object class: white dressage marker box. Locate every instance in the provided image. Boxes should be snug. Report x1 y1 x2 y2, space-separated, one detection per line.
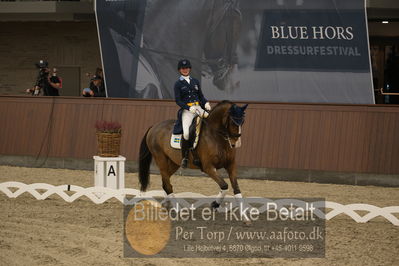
93 156 125 190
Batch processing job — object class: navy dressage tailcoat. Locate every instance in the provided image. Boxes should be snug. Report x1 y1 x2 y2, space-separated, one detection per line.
173 76 208 134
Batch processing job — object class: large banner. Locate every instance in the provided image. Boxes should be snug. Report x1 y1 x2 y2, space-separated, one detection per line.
95 0 374 104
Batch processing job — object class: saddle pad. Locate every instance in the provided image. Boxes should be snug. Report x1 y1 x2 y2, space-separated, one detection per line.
170 117 202 149
170 134 182 149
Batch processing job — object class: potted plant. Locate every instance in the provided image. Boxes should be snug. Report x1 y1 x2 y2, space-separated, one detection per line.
95 120 122 157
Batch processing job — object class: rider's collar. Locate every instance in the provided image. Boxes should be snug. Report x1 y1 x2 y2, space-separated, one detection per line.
179 75 191 81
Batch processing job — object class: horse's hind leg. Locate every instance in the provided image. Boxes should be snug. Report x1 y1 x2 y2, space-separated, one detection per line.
161 162 179 195
153 153 179 210
153 153 179 195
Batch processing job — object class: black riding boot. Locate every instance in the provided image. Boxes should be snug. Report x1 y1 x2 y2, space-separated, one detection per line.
181 138 190 169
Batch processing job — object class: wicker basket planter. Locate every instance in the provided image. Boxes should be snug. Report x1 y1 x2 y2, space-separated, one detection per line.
95 121 122 157
96 132 121 157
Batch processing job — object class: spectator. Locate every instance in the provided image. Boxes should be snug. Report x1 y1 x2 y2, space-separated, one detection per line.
95 67 103 80
82 75 106 97
48 68 62 96
87 67 104 91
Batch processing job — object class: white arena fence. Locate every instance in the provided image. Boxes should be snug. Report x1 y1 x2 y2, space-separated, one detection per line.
0 181 398 226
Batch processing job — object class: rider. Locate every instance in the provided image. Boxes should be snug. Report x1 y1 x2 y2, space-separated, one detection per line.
174 59 211 168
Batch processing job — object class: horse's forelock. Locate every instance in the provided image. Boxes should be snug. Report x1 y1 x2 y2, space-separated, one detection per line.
229 104 246 126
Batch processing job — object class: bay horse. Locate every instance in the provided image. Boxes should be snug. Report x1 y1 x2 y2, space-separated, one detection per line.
138 100 248 206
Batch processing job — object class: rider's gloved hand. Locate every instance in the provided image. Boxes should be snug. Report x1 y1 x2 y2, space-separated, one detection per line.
205 102 212 111
189 106 197 114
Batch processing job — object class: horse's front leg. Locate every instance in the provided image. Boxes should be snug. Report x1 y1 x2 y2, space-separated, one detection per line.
226 163 250 223
203 166 229 209
226 162 241 196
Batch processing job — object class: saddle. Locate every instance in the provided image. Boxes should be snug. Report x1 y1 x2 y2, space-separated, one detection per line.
170 115 203 150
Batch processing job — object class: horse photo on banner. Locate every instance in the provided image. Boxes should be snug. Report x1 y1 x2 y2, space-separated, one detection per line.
95 0 374 104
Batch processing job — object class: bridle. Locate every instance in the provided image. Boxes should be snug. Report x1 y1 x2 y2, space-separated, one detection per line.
218 115 243 148
200 105 244 149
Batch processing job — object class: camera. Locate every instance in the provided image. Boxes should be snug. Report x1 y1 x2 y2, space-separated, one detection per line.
32 60 50 95
35 60 49 79
35 60 48 69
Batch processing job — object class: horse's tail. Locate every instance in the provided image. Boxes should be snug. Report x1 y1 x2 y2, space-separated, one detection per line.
139 127 152 192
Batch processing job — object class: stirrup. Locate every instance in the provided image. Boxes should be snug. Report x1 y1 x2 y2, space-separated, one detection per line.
181 158 188 169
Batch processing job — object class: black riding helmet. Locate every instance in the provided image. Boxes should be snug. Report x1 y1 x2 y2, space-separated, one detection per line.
177 59 192 70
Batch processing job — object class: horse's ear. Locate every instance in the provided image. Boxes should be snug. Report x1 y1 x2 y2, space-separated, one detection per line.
241 104 248 112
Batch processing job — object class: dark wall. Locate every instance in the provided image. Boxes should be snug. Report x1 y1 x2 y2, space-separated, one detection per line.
0 21 101 95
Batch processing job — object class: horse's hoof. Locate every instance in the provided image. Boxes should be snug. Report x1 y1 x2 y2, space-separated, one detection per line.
211 201 220 209
161 200 172 210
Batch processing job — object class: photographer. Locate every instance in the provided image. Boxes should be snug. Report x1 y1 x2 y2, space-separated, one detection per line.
28 60 61 96
82 75 106 97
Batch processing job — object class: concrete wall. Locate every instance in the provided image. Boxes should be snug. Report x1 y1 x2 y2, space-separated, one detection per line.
0 21 101 95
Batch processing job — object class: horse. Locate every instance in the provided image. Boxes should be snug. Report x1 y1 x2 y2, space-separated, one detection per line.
138 100 248 207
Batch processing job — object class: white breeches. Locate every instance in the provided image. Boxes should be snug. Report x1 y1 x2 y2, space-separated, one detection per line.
182 106 206 140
